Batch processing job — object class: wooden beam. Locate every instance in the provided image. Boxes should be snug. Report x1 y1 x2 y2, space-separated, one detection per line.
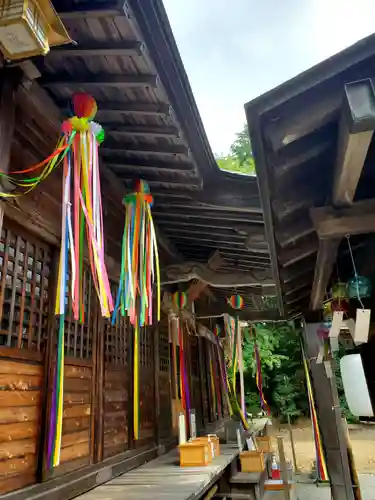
275 217 315 248
310 239 341 310
311 79 375 309
41 74 158 89
311 198 375 239
153 208 263 224
333 79 375 206
50 41 143 57
279 236 319 268
56 2 120 19
101 141 189 156
57 99 171 117
161 261 274 287
196 302 284 322
187 251 223 303
105 124 179 138
107 162 194 175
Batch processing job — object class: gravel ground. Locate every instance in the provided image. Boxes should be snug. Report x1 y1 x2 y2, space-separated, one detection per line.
295 474 375 499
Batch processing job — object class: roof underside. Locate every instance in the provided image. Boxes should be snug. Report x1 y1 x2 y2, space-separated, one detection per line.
246 34 375 317
12 0 276 315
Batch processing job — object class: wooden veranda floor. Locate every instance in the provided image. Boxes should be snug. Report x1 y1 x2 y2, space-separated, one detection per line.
76 445 240 500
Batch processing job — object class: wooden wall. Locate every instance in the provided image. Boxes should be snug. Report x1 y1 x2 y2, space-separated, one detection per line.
157 316 172 442
138 326 155 446
102 315 129 459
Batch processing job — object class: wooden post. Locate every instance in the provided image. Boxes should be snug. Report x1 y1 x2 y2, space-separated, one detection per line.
153 325 161 447
198 336 208 427
277 435 291 500
237 324 246 417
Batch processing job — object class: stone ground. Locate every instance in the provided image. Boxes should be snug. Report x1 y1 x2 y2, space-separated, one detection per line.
294 474 375 499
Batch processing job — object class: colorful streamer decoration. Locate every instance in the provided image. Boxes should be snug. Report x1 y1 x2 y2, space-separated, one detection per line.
227 294 244 310
112 179 160 440
253 328 271 416
178 320 191 422
213 324 221 337
47 93 113 469
301 341 329 482
172 291 187 310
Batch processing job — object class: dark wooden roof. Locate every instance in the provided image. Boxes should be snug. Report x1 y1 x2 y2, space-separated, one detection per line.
11 0 276 315
245 34 375 317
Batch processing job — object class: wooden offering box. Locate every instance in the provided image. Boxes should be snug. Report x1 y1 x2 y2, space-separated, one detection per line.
256 435 272 453
194 435 219 459
240 451 265 472
179 442 210 467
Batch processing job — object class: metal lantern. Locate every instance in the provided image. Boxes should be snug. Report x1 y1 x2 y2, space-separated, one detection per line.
0 0 71 60
348 276 372 300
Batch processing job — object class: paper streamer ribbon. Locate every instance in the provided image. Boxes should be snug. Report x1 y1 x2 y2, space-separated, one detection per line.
46 93 113 469
252 327 271 415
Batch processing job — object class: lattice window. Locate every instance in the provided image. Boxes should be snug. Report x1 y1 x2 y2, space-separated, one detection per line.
104 313 129 366
62 269 95 359
0 224 51 350
159 324 170 373
140 326 153 369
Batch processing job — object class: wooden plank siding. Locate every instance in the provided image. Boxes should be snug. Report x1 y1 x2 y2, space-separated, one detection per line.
0 220 50 494
157 315 172 442
138 326 156 447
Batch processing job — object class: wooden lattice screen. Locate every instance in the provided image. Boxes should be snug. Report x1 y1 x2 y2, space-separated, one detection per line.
139 325 155 444
158 315 171 440
0 223 51 350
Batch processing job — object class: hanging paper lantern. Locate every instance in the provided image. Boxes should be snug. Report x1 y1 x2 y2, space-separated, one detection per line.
348 276 372 299
227 295 244 310
323 301 332 321
331 298 349 313
331 282 348 300
172 291 187 310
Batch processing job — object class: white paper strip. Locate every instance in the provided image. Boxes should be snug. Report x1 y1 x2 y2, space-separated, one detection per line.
353 309 371 345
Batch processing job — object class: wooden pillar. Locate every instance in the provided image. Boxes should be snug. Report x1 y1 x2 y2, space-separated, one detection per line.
302 321 354 500
0 67 22 235
197 337 208 428
153 325 161 446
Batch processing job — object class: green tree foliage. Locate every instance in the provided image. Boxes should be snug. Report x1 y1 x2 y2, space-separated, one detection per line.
216 124 256 175
242 322 308 421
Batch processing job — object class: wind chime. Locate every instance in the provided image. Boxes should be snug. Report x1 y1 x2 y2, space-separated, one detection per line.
112 179 160 440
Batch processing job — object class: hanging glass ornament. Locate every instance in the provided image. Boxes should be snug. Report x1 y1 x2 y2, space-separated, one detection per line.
331 282 348 300
348 276 372 299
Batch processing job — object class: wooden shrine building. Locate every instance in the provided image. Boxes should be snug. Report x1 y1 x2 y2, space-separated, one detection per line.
0 0 279 498
246 33 375 500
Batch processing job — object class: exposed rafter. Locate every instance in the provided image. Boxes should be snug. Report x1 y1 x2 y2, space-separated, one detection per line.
101 141 189 156
105 124 179 138
56 2 120 19
195 302 284 322
41 74 158 89
50 41 144 57
57 99 171 117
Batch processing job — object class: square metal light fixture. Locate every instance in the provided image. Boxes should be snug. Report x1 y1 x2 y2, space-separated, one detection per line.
0 0 71 60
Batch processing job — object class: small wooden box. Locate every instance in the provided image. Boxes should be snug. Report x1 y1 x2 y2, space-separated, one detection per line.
194 435 219 459
240 451 265 472
179 442 210 467
256 435 272 453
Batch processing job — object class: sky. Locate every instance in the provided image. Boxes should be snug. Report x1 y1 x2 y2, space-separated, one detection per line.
163 0 375 155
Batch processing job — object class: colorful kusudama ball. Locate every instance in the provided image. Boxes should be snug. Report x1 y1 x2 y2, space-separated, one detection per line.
213 325 221 336
227 295 244 310
172 291 187 309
